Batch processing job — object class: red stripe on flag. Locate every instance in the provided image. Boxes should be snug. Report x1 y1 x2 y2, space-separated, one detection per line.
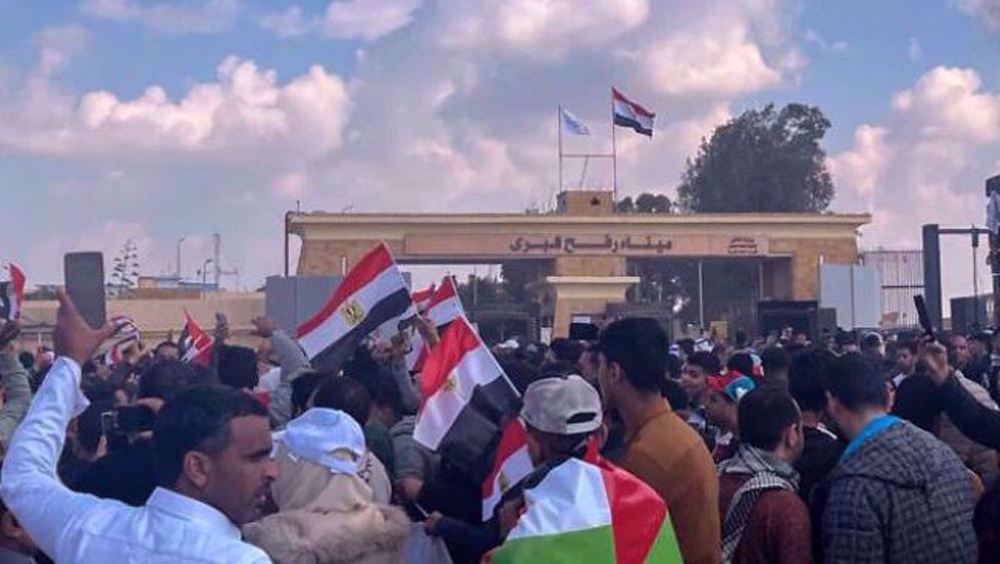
482 419 529 499
411 285 435 306
419 316 482 405
183 309 214 366
296 243 395 338
612 87 655 118
598 458 668 564
9 264 25 307
427 276 458 308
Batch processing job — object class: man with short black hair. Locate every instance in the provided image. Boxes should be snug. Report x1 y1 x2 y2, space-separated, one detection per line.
680 350 722 446
598 318 719 564
892 340 918 389
153 341 180 361
718 386 809 564
787 350 842 503
815 352 975 563
760 346 789 387
704 372 757 463
1 291 276 563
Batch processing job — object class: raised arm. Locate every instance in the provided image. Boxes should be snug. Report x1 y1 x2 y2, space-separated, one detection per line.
0 321 31 450
252 317 312 427
0 292 116 558
925 341 1000 449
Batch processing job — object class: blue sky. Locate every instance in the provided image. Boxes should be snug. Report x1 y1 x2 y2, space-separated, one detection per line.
0 0 998 310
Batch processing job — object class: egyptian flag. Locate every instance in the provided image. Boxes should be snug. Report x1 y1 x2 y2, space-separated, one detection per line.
408 276 467 372
414 316 521 480
486 457 683 564
482 419 603 522
179 310 214 366
425 276 464 328
297 243 414 372
613 87 656 137
411 284 436 313
482 419 533 521
0 264 26 321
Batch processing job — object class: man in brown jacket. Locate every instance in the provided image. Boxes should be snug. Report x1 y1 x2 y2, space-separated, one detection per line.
718 386 810 564
597 318 720 564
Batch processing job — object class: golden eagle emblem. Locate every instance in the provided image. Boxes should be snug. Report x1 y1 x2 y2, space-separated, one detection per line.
340 300 366 327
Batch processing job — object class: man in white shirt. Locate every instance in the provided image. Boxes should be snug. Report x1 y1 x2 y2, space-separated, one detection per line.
0 291 277 563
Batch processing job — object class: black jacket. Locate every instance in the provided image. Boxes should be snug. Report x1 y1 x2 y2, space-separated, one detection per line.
939 373 1000 449
795 425 844 504
75 438 157 507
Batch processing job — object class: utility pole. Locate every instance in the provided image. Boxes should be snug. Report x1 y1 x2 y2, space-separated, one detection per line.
987 174 1000 328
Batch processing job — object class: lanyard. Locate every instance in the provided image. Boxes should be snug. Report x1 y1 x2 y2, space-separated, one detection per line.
840 415 900 463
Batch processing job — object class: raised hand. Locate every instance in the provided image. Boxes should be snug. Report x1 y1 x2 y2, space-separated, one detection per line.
0 320 20 352
54 290 115 366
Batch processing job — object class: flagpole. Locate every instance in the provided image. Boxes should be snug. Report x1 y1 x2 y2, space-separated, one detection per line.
557 105 563 193
610 88 617 199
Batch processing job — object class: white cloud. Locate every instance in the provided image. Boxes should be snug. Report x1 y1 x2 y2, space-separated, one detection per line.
645 21 783 97
0 56 351 162
833 65 1000 253
258 6 310 38
831 66 1000 305
272 171 309 197
953 0 1000 31
437 0 649 58
259 0 423 42
891 67 1000 143
805 28 848 54
6 0 807 291
34 24 91 78
908 37 923 62
80 0 240 34
324 0 423 41
828 125 890 198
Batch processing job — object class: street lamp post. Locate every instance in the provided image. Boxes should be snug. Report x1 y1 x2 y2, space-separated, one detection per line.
199 258 214 293
176 237 186 279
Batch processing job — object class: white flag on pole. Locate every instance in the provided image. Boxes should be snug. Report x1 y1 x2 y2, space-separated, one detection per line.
560 107 591 136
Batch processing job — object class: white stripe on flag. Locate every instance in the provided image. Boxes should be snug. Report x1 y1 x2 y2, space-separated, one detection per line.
482 444 533 520
506 458 612 541
413 344 506 450
298 266 408 359
614 99 654 132
427 295 463 328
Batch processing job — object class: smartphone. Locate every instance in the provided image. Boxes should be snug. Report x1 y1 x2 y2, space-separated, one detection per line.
101 405 156 435
64 252 107 329
914 295 936 342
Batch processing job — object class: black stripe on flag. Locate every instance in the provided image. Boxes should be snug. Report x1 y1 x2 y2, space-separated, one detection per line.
436 376 523 484
310 287 414 373
0 282 12 320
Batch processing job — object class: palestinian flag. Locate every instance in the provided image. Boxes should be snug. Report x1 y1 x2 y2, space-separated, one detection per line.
487 457 682 564
414 316 520 480
482 419 533 521
0 263 26 321
179 310 213 366
297 243 414 372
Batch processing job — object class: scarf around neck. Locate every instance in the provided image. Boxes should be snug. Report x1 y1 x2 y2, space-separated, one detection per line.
718 443 800 564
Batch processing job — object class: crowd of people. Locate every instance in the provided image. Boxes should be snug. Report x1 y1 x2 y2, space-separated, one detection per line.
0 291 999 563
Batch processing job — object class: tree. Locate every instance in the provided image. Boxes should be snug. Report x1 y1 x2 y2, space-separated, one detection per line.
615 193 673 214
678 103 834 213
